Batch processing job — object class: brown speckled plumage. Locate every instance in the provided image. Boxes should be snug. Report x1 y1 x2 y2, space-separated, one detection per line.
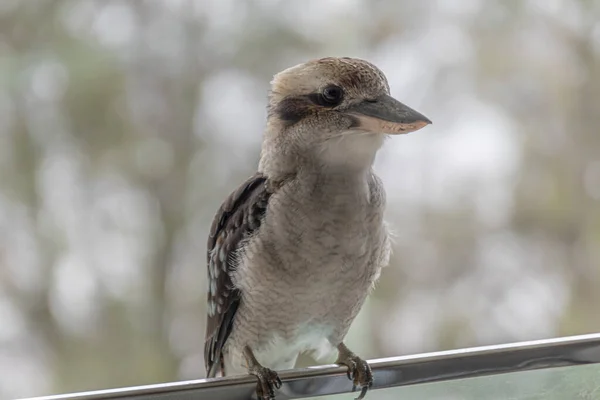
204 57 430 400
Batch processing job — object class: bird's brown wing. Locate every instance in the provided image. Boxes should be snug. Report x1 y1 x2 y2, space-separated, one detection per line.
204 173 272 378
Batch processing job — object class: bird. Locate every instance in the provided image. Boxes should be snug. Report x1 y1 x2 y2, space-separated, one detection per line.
204 56 431 400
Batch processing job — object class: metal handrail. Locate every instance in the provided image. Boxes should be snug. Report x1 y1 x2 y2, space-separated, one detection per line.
19 333 600 400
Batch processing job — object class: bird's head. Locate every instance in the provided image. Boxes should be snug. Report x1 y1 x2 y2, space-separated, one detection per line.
259 57 431 176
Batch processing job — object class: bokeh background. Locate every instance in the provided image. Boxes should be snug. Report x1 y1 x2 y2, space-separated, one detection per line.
1 0 600 398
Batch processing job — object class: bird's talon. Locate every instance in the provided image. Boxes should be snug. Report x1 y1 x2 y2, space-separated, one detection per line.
249 365 280 400
274 376 283 389
337 348 372 399
340 358 357 381
356 385 369 400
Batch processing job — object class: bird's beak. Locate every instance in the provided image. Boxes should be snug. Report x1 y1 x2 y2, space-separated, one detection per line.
345 94 431 135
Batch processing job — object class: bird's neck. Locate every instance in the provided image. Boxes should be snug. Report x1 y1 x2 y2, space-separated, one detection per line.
297 163 374 202
316 132 384 174
260 155 374 195
258 130 384 182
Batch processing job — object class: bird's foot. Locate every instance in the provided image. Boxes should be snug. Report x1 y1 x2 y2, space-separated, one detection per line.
244 346 282 400
249 364 282 400
336 343 373 400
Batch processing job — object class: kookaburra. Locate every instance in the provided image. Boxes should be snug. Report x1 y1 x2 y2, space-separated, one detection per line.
205 57 431 400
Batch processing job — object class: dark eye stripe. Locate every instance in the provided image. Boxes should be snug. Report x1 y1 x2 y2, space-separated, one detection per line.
307 93 328 107
271 96 312 126
268 85 344 127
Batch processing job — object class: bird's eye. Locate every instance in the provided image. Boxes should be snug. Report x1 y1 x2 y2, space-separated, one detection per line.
321 86 343 106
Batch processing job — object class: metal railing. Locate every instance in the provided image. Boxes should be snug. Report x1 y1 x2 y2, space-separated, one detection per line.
19 333 600 400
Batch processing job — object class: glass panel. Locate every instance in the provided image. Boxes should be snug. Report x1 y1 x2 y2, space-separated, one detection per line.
313 364 600 400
